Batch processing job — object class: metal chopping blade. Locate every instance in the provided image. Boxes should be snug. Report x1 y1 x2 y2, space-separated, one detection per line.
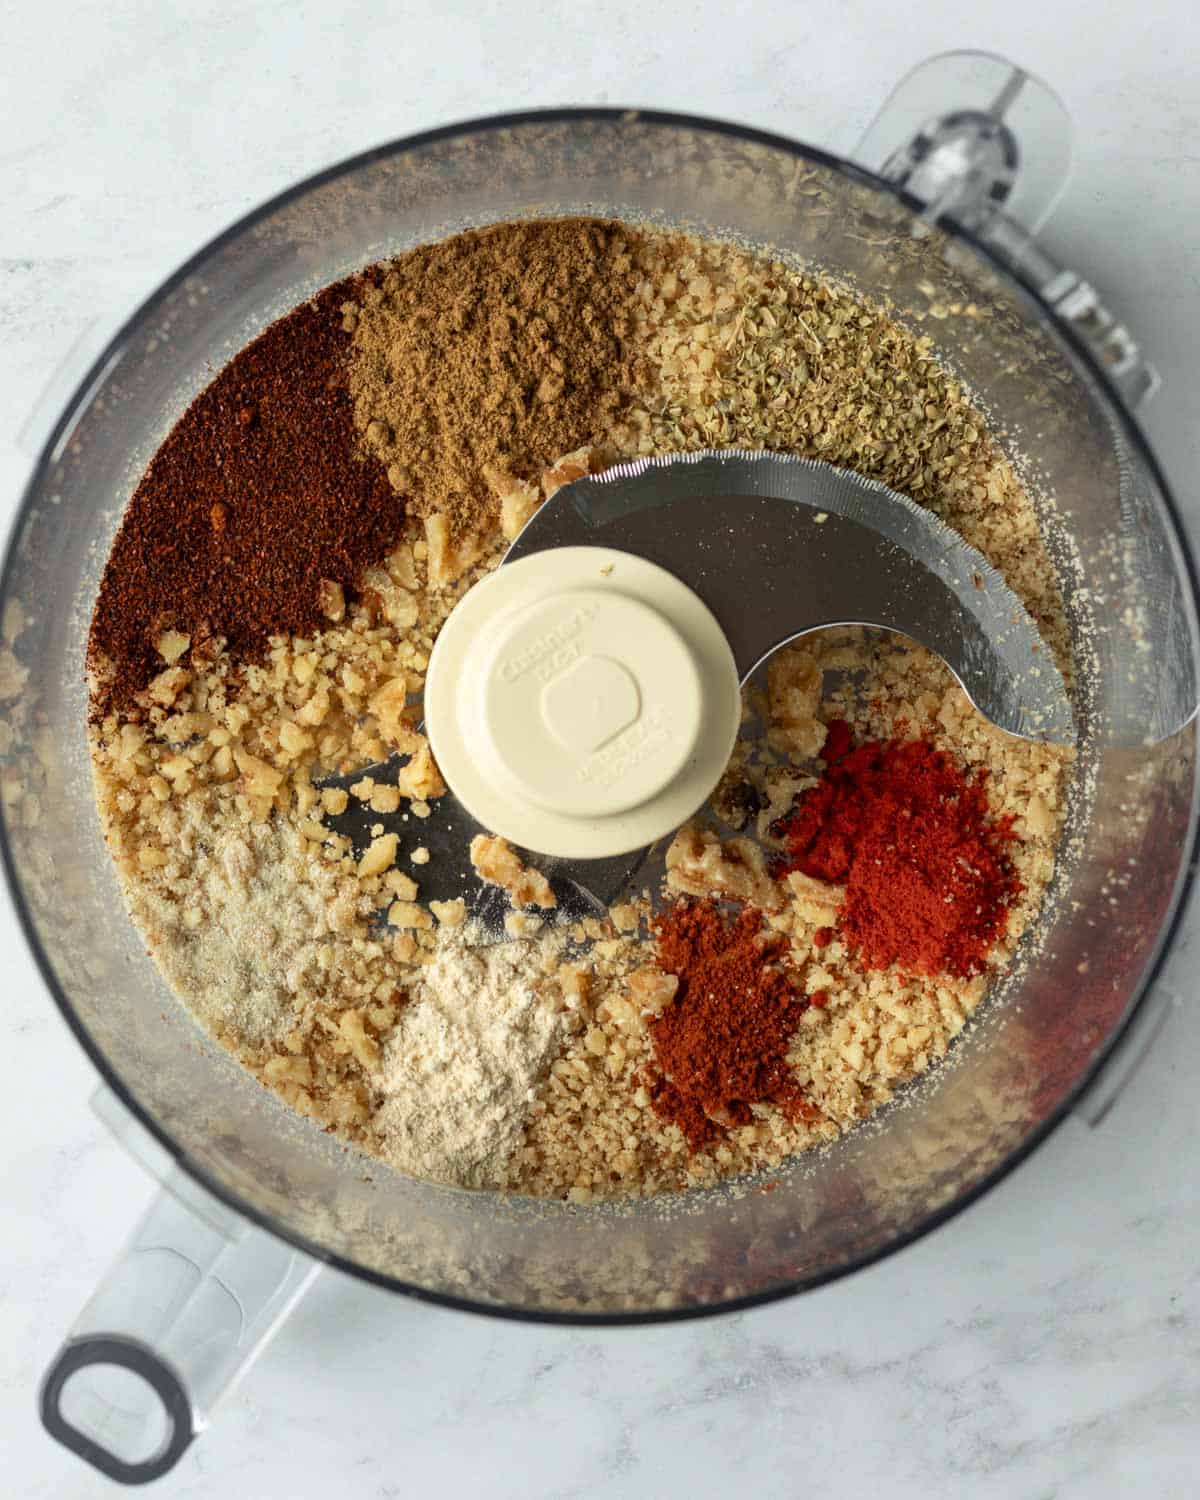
506 450 1075 744
326 451 1073 914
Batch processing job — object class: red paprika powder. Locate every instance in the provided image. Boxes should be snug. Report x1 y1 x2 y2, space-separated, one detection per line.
775 721 1021 979
646 901 815 1151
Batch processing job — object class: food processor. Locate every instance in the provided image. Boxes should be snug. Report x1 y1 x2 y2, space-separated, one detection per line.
4 50 1196 1484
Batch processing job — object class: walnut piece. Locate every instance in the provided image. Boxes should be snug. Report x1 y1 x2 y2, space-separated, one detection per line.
557 962 591 1010
425 513 488 588
628 967 679 1017
665 824 782 910
369 675 415 748
469 833 557 909
233 748 283 800
147 665 190 707
387 899 433 930
767 648 826 760
155 630 191 665
317 579 346 622
358 832 398 878
785 869 845 927
396 739 445 801
541 444 597 500
338 1009 381 1070
484 464 543 541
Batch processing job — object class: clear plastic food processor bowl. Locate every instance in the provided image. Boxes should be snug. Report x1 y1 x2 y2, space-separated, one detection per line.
4 53 1198 1485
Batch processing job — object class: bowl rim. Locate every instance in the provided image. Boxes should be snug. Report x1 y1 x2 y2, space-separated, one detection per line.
4 104 1198 1326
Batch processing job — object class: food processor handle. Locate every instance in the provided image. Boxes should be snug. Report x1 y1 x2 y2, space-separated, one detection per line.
856 50 1160 410
39 1087 320 1484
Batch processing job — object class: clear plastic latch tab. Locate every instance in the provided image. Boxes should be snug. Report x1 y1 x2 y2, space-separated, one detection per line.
857 50 1159 409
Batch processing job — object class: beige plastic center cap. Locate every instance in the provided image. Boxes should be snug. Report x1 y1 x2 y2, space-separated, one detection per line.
425 547 741 860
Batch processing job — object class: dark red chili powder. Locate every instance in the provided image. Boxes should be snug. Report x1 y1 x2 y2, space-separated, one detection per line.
88 280 403 716
775 721 1021 979
646 900 815 1152
820 717 853 764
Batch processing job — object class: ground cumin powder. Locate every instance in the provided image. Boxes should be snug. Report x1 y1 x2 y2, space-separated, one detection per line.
346 218 646 537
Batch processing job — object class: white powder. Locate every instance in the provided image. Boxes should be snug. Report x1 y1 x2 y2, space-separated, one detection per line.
374 927 565 1188
125 809 365 1048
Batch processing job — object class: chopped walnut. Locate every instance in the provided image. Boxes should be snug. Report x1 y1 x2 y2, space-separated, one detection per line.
557 962 591 1010
756 768 818 843
385 543 419 590
396 739 445 801
541 444 597 499
665 824 782 910
358 833 398 878
484 464 543 541
1023 792 1054 838
360 565 420 629
785 869 845 927
155 630 191 665
712 770 765 831
385 869 418 900
425 513 488 588
278 721 314 760
767 648 826 759
147 665 190 707
263 1054 313 1087
369 782 402 815
387 899 433 930
318 579 346 622
609 902 641 933
233 748 283 800
628 966 679 1017
469 833 557 909
368 675 414 748
338 1008 381 1070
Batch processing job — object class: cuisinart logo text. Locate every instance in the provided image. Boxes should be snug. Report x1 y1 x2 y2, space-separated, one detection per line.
576 706 671 789
497 605 597 686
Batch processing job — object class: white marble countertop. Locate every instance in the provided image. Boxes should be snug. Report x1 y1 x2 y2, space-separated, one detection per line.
3 1 1199 1495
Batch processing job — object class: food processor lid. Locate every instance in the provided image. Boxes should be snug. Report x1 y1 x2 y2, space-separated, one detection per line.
424 546 741 859
425 451 1074 862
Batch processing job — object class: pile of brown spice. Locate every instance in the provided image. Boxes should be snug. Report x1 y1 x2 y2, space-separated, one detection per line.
88 281 403 716
345 218 646 539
